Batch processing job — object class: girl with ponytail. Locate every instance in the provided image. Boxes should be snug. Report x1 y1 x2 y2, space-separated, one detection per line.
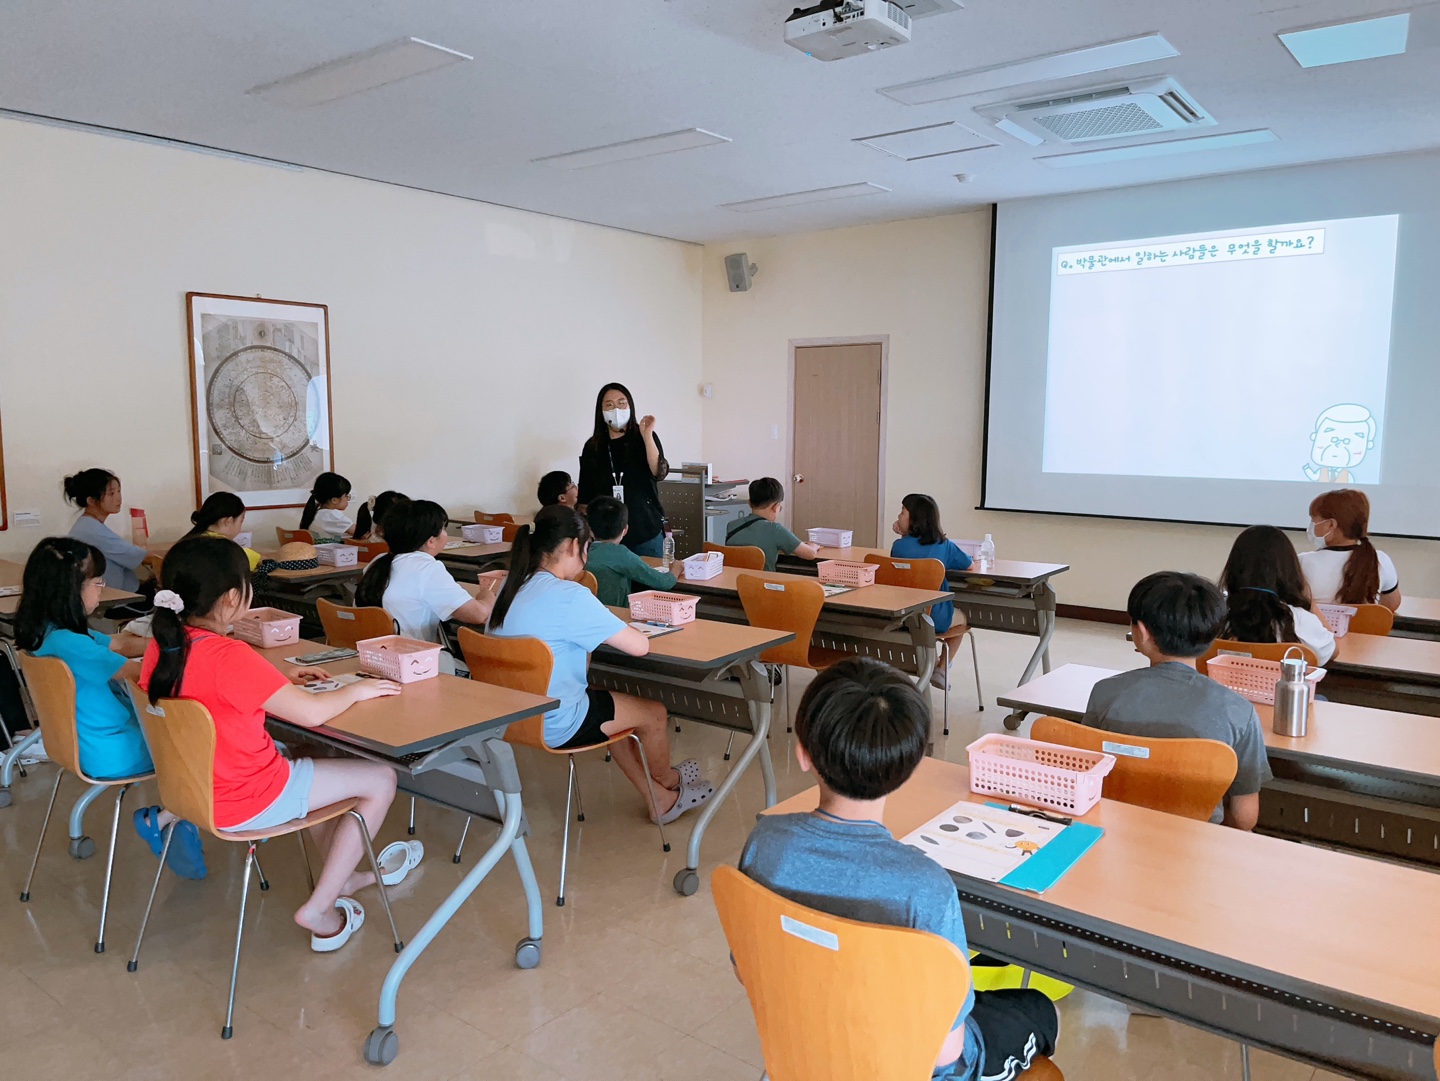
489 505 715 825
353 489 408 541
64 467 147 593
354 499 492 671
140 534 413 950
298 472 354 539
1301 489 1402 611
1220 525 1335 664
185 491 261 571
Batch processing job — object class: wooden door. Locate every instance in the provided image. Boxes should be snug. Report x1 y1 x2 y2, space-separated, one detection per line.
791 343 883 547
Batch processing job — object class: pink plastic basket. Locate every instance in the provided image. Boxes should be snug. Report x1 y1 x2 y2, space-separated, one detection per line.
232 608 302 649
1316 603 1357 636
807 527 853 549
966 734 1115 816
356 635 442 683
628 591 698 624
1206 654 1325 705
816 560 877 588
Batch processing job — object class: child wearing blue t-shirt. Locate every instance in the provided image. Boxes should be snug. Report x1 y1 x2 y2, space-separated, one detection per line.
16 537 206 878
738 658 1059 1080
488 505 714 825
889 494 972 636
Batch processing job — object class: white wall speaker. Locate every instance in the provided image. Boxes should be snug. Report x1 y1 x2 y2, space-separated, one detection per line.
725 253 758 292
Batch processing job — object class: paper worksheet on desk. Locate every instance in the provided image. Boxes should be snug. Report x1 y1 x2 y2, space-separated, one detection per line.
902 802 1064 883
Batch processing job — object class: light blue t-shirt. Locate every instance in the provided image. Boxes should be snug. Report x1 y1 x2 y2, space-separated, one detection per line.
488 572 626 746
34 628 153 780
69 514 146 593
890 536 973 634
739 812 982 1080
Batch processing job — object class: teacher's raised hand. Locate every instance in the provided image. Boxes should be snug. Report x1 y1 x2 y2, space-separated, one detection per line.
638 414 657 439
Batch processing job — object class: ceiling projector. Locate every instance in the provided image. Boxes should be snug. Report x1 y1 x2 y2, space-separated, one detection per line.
785 0 912 61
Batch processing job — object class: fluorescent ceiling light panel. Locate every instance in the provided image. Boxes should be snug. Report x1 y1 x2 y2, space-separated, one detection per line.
1036 128 1276 167
249 38 473 108
879 34 1178 105
1279 13 1410 68
720 182 889 212
533 128 731 170
854 122 995 160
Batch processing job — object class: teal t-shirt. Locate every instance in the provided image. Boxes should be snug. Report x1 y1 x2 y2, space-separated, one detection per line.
586 542 678 607
726 514 804 572
34 628 153 780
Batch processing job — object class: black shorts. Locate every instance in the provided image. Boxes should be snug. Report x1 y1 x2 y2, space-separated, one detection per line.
967 989 1059 1081
554 689 616 750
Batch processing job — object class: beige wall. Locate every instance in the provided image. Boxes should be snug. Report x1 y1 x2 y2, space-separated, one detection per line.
700 212 1440 609
0 117 703 559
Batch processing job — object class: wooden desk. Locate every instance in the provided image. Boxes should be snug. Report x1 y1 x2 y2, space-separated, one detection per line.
998 663 1440 869
1395 597 1440 641
767 757 1440 1079
669 565 950 686
0 557 143 619
439 541 511 577
779 546 1070 686
1325 632 1440 716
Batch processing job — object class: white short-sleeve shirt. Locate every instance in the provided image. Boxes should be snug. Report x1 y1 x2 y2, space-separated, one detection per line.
311 507 354 540
1299 547 1399 605
382 552 473 644
1289 605 1336 666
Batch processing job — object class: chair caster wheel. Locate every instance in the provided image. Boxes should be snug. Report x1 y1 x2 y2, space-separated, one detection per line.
1003 713 1024 731
515 937 542 969
673 869 700 896
0 789 11 809
364 1025 399 1065
68 836 96 860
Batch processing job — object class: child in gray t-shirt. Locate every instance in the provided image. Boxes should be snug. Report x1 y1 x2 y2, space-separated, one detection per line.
738 657 1059 1081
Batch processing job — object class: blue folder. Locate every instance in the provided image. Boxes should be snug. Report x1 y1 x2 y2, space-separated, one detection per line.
996 821 1104 894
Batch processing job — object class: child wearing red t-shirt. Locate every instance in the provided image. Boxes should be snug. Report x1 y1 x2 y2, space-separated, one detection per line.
140 535 411 952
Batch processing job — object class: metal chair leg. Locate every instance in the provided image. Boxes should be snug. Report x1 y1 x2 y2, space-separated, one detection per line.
95 783 130 953
130 822 176 971
252 847 269 892
557 757 577 907
723 732 735 761
572 770 586 823
407 795 416 835
629 733 670 854
20 771 64 902
297 831 315 891
452 816 472 864
783 667 792 733
348 808 403 953
1241 1043 1252 1081
969 631 983 712
939 639 951 738
223 844 257 1039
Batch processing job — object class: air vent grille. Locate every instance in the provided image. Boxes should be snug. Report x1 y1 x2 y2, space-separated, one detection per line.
885 2 912 29
1032 102 1164 141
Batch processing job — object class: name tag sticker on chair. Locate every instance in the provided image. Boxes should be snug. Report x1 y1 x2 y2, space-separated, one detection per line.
1102 740 1149 759
893 562 910 569
146 705 166 717
780 914 839 951
338 611 355 620
763 582 786 592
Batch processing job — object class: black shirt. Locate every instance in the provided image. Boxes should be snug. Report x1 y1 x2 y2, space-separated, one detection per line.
578 428 668 547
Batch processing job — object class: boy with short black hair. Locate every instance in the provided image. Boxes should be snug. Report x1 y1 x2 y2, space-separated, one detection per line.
725 477 819 571
739 657 1059 1081
584 496 678 607
537 470 579 509
1082 570 1272 830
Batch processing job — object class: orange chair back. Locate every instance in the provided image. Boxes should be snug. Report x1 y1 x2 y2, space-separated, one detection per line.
736 574 824 669
1197 639 1318 675
475 512 514 525
501 523 524 542
1031 717 1237 822
317 597 396 650
1347 603 1394 636
578 570 599 598
713 865 972 1081
125 681 219 834
276 527 315 546
16 653 85 779
862 553 946 591
344 538 389 563
456 627 555 750
704 542 766 571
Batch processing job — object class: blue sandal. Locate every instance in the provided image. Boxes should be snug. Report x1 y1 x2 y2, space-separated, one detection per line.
132 806 165 857
133 806 207 880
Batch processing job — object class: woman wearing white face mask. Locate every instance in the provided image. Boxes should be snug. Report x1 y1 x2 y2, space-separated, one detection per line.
577 382 669 557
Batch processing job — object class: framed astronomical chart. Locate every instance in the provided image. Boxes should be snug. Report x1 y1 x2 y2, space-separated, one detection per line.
186 293 333 510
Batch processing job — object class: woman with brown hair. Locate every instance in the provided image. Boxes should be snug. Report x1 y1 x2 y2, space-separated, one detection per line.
1300 489 1402 612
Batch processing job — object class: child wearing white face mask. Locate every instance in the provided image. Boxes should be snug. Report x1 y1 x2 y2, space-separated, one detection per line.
1300 489 1402 612
576 381 670 559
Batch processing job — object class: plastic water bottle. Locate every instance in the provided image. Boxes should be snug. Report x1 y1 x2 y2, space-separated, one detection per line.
977 534 995 572
662 529 675 570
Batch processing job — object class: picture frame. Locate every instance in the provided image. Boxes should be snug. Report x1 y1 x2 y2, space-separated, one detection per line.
186 292 333 510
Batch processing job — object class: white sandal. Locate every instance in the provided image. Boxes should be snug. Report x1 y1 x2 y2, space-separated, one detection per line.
376 840 424 887
310 897 365 953
656 781 716 826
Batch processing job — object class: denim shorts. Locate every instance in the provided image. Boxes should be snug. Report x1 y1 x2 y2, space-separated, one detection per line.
222 756 315 833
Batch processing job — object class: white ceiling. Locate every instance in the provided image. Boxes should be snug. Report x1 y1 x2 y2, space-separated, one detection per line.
2 0 1438 243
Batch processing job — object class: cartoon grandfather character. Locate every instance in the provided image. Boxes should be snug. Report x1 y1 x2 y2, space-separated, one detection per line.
1303 404 1375 483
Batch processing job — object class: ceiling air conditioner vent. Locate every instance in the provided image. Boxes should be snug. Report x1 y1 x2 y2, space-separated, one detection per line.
994 78 1215 144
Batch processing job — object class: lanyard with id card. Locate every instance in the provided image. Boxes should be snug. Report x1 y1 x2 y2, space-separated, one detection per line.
607 442 625 501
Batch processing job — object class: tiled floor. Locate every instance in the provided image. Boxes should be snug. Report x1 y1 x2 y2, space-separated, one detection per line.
0 620 1341 1078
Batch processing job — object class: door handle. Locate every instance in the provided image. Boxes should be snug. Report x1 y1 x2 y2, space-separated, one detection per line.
793 474 804 483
